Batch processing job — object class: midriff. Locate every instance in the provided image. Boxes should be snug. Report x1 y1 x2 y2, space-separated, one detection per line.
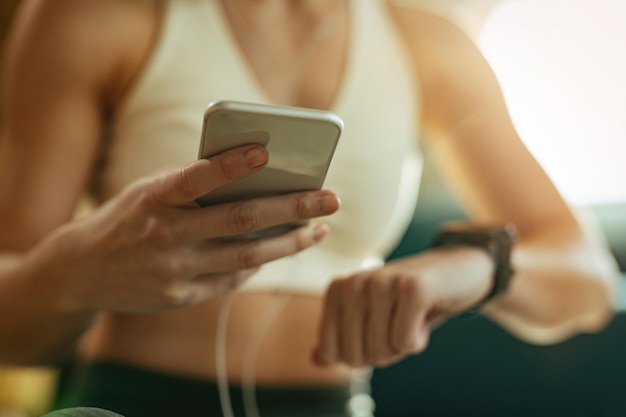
79 292 353 386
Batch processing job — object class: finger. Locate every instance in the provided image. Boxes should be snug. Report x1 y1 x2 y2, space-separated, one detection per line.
151 145 268 206
193 223 329 274
390 278 430 354
315 280 342 366
338 275 369 367
365 275 397 365
174 189 340 241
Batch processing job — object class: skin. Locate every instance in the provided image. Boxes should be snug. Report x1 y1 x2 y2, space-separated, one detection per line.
0 0 619 387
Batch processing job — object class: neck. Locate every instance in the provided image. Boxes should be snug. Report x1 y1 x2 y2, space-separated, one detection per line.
220 0 349 107
224 0 344 27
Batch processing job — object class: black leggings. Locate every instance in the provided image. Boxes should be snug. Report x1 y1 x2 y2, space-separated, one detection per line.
55 361 355 417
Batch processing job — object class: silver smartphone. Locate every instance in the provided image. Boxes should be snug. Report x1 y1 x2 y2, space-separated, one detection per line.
197 100 343 238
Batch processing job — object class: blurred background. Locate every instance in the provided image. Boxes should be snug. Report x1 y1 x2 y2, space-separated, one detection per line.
1 0 625 416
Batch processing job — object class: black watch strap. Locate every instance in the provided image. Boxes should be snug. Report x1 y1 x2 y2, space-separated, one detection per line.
431 222 517 313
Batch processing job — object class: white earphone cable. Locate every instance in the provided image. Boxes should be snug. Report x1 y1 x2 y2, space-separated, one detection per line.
241 290 292 417
242 254 300 417
215 254 301 417
216 292 235 417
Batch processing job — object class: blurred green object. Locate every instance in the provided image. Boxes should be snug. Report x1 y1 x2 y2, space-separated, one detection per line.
41 408 123 417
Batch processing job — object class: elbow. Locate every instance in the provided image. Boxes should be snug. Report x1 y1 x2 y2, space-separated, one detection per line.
557 270 616 337
516 306 613 347
569 296 614 336
571 259 622 336
497 311 613 347
488 270 617 346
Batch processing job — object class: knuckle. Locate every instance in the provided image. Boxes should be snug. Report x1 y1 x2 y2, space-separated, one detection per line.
153 251 192 285
399 276 423 303
344 276 366 299
375 356 399 368
294 194 310 219
166 254 192 278
371 353 390 367
395 327 428 354
217 156 238 183
347 357 365 368
237 243 262 269
335 279 353 301
173 165 200 201
160 282 192 307
407 338 428 354
368 276 387 301
154 258 197 308
293 227 313 252
326 279 343 301
229 202 260 233
325 279 348 307
127 179 151 202
132 184 158 213
141 216 175 248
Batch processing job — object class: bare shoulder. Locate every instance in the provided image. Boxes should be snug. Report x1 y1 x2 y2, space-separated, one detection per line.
6 0 161 103
385 0 505 135
385 2 474 61
0 0 162 248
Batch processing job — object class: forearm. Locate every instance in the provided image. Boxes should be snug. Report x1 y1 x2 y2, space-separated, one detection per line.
0 249 96 366
483 216 618 344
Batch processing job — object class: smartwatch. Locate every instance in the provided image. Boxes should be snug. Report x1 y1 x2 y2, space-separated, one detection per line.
431 222 517 312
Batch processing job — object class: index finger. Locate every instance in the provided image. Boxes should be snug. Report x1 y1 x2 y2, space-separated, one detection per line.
151 145 268 206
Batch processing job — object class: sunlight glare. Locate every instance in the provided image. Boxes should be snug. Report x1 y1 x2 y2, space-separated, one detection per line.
479 0 626 205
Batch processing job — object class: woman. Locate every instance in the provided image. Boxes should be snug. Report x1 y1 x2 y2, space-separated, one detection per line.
0 0 618 416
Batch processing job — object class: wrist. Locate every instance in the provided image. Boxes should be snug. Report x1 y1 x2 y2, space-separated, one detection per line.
427 245 495 313
431 222 517 313
0 233 97 365
26 224 98 315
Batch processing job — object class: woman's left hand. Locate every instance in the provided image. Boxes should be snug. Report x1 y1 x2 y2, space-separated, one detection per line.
314 246 494 368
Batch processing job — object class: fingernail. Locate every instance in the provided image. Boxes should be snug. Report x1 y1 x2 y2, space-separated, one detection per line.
243 147 268 168
317 191 340 215
312 224 329 243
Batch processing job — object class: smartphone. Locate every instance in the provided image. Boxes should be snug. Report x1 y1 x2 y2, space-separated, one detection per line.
197 100 343 238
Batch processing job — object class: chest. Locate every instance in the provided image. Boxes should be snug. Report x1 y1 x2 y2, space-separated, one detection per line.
104 0 422 195
218 1 351 110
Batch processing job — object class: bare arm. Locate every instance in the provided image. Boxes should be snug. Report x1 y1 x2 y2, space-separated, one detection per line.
390 5 618 343
314 4 619 368
0 150 339 365
0 0 160 364
0 0 340 365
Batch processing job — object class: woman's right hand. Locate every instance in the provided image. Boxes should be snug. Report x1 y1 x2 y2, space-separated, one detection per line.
34 144 339 314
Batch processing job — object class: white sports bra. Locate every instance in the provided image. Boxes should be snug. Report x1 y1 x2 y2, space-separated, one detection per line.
98 0 423 293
